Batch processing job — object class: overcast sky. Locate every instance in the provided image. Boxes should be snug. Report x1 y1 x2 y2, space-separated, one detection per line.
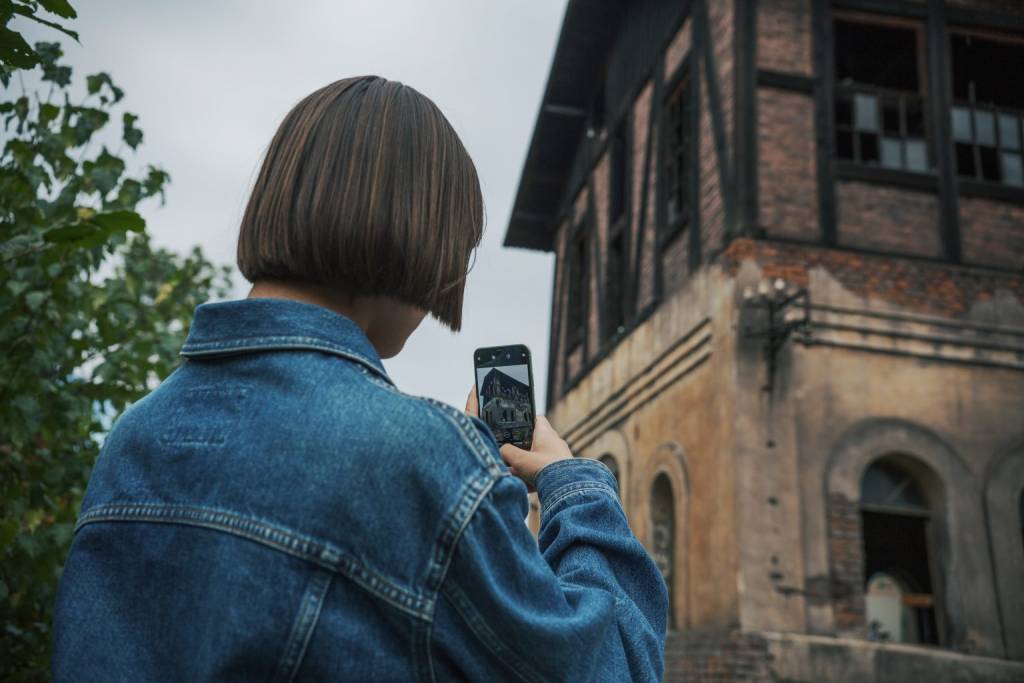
17 1 566 411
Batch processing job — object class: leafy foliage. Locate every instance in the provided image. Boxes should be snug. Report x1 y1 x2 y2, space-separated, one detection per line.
0 9 232 679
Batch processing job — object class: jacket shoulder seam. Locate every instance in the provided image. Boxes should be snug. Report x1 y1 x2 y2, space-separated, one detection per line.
75 503 433 620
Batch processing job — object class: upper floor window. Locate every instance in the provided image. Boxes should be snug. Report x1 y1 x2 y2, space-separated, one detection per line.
660 68 691 242
566 222 589 351
833 17 930 173
950 32 1024 187
603 228 626 341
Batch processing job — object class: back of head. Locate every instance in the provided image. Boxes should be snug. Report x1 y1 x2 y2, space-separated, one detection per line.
237 76 484 331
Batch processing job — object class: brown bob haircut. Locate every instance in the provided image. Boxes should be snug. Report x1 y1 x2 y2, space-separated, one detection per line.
237 76 484 331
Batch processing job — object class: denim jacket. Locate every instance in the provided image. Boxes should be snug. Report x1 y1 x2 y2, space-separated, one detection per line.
53 298 668 682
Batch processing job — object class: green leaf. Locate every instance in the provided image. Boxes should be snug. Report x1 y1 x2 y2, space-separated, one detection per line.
0 518 18 552
38 0 78 20
44 222 94 243
122 112 142 149
0 26 40 70
7 280 30 296
91 210 145 233
83 147 124 196
25 291 47 310
39 102 60 127
85 72 123 104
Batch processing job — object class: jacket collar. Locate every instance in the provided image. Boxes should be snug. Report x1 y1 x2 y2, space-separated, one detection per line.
180 298 394 386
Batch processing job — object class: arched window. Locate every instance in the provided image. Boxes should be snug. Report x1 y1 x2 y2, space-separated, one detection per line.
598 454 620 495
650 473 675 629
860 459 939 645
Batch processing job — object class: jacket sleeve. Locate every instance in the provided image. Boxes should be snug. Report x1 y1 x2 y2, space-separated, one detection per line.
430 458 668 683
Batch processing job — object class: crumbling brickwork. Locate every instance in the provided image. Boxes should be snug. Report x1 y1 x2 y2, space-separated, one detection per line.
663 630 772 682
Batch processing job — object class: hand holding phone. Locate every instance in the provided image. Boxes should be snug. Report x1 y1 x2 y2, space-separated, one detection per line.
468 345 573 490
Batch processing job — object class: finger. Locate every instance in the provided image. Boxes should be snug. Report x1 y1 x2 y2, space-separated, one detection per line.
465 386 479 417
499 442 531 466
533 415 562 441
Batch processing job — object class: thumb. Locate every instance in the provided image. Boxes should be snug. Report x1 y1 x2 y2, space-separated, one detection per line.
464 386 479 417
499 442 531 468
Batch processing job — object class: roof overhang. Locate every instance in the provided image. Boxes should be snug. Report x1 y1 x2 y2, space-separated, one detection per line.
503 0 627 252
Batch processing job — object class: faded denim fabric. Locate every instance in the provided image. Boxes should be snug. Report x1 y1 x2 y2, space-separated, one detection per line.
52 298 668 682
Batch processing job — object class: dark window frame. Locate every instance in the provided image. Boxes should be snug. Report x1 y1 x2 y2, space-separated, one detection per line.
658 60 693 249
859 459 944 647
565 217 590 354
603 114 632 345
948 27 1024 189
832 11 935 176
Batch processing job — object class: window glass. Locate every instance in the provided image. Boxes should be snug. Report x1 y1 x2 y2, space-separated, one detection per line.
952 107 972 142
650 474 675 628
998 113 1020 150
861 460 927 512
1002 153 1024 186
854 93 879 132
975 110 996 146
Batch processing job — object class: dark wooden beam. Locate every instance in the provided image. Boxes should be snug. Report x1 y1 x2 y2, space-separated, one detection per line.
757 69 816 94
832 0 927 19
812 0 838 246
946 5 1024 32
927 0 961 263
734 0 758 236
543 103 588 117
695 0 736 246
585 174 599 363
545 232 563 411
632 59 663 323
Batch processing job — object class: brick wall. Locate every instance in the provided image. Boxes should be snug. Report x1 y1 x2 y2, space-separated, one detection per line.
660 229 691 296
722 238 1024 318
633 79 659 313
827 494 865 636
758 88 819 241
960 196 1024 270
836 181 943 258
664 629 772 682
757 0 813 75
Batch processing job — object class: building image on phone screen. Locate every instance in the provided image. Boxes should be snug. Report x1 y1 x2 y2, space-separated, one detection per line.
476 365 532 445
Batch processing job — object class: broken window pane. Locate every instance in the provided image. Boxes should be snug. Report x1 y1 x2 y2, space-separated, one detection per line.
881 138 902 168
975 110 996 146
905 140 927 172
952 107 972 142
1002 152 1023 186
998 113 1021 150
855 93 879 132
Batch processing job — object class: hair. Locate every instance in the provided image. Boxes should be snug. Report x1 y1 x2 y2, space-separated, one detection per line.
237 75 484 331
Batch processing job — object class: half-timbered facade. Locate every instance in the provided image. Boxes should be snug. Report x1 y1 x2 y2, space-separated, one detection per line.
505 1 1024 680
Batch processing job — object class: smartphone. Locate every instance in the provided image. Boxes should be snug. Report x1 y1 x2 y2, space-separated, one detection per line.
473 344 536 451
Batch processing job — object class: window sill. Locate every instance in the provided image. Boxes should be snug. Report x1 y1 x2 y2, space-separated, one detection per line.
958 178 1024 206
834 160 938 192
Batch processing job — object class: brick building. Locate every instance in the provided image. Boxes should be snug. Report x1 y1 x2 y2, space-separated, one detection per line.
503 1 1024 680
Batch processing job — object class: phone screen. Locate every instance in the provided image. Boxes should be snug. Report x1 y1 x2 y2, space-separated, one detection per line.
474 345 535 450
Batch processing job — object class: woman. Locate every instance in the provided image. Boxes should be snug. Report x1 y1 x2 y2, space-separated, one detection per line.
53 76 668 681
